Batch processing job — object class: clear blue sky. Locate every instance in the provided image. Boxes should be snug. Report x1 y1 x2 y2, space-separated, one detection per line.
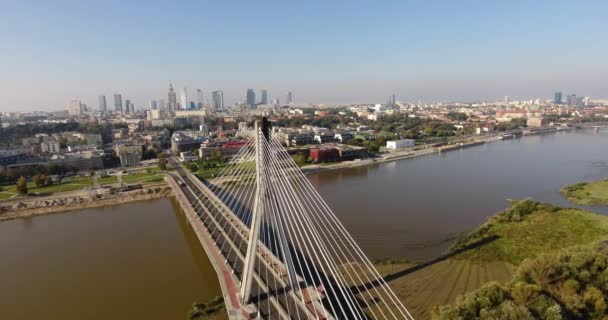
1 0 607 111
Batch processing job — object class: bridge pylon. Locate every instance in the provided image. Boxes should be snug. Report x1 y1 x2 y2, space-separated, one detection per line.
240 117 298 306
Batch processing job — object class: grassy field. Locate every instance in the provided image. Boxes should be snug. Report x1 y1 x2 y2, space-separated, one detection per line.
561 179 608 205
448 200 608 264
0 176 94 199
375 259 515 319
0 171 165 200
373 199 608 318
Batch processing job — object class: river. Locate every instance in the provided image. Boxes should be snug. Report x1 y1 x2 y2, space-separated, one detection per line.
309 128 608 261
1 128 606 319
0 199 221 320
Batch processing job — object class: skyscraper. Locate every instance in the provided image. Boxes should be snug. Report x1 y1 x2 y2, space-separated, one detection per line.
68 99 83 115
114 94 123 113
149 100 158 110
159 99 165 110
196 89 203 109
212 91 224 111
286 91 293 106
261 90 268 105
246 89 256 108
181 87 188 110
554 92 563 104
168 83 177 111
125 99 131 113
99 95 107 113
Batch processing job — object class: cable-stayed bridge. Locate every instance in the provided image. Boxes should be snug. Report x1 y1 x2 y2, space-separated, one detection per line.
169 118 413 319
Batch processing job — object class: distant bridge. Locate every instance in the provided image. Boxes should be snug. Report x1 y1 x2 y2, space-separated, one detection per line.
169 117 414 319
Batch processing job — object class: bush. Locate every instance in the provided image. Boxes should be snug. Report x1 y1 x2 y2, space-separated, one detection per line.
16 176 28 195
435 244 608 320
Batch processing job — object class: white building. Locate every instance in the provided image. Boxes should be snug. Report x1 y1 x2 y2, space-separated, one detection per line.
386 139 415 149
41 141 61 153
67 99 83 116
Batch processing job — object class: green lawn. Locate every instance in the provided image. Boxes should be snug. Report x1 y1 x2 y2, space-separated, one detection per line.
0 172 165 200
561 179 608 205
452 200 608 265
97 172 165 185
0 176 94 197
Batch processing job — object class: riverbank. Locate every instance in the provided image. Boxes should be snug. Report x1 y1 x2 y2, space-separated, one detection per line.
0 183 173 222
380 199 608 319
302 134 502 175
561 179 608 206
302 125 603 175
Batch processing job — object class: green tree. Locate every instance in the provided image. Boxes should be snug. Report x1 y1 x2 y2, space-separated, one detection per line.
158 154 167 170
16 176 28 195
210 150 224 164
292 154 308 167
34 174 46 188
186 162 199 172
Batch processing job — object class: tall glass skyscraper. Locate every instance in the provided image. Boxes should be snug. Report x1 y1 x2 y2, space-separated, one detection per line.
261 90 268 105
113 94 122 113
196 89 203 109
246 89 256 108
554 91 563 104
99 95 107 113
212 91 224 111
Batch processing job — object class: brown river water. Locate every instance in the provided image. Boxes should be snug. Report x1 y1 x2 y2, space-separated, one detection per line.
1 128 607 319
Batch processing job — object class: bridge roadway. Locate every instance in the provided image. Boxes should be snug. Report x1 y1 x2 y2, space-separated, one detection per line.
168 159 331 319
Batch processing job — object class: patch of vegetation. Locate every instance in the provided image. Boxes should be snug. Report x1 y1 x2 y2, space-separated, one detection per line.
561 179 608 206
449 200 608 264
433 243 608 319
188 296 226 320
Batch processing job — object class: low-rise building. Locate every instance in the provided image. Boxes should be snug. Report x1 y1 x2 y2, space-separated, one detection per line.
334 132 354 143
40 141 61 153
309 147 339 163
115 145 142 167
179 151 199 163
386 139 415 149
527 117 546 128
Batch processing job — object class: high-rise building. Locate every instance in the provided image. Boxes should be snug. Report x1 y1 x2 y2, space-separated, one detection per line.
554 92 563 104
212 91 224 111
150 100 158 110
261 90 268 105
113 94 123 113
180 87 188 110
99 95 107 113
567 94 577 106
68 99 83 115
504 96 509 104
158 99 165 110
196 89 203 109
246 89 256 108
168 83 177 111
125 99 131 113
286 91 293 106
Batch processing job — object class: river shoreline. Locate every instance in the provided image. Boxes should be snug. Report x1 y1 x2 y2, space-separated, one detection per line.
301 125 604 175
0 183 173 222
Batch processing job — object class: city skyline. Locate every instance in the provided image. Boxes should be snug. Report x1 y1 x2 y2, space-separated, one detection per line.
2 0 608 111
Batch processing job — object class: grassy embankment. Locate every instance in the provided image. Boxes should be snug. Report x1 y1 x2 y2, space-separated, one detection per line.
561 179 608 205
375 199 608 319
430 200 608 319
0 172 165 200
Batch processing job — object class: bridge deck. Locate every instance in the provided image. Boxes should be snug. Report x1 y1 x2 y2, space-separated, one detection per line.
167 161 331 319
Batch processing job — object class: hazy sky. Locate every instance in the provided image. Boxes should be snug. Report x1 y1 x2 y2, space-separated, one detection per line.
1 0 607 111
